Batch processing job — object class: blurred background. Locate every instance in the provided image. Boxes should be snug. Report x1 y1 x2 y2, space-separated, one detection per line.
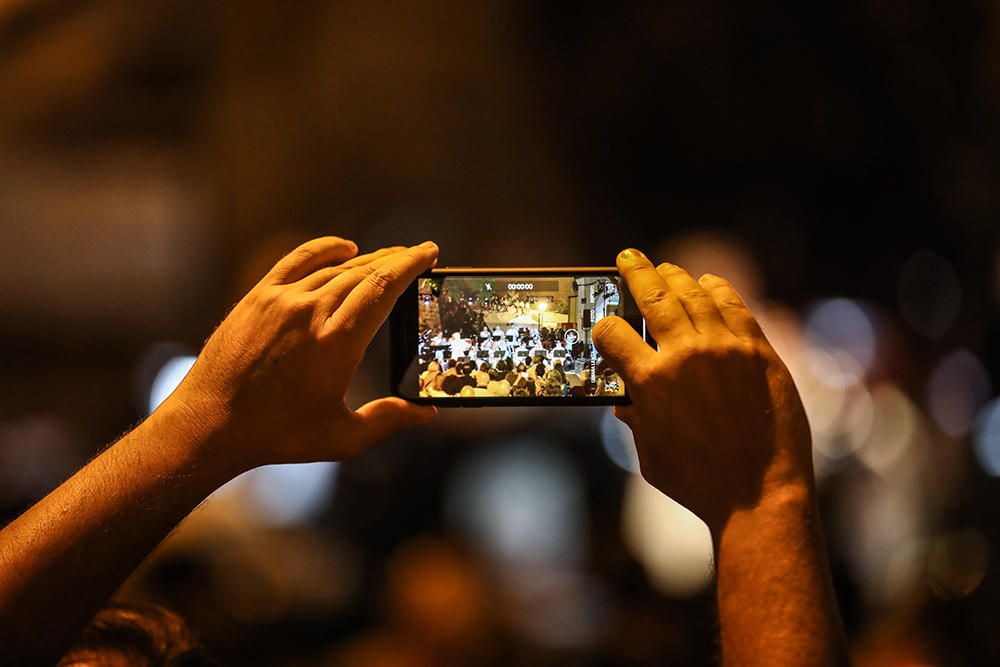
2 0 1000 664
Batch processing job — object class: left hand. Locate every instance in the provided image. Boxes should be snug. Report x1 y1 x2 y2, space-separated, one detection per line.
164 236 440 474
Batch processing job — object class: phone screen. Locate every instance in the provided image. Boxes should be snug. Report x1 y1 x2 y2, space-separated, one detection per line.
391 270 639 405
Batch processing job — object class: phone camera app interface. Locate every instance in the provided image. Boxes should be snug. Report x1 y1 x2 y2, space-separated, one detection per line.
416 275 625 399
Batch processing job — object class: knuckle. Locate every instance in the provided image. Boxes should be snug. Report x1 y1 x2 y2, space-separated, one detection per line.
717 297 745 310
639 287 673 309
289 244 318 262
276 290 314 316
256 285 282 307
364 267 393 296
678 288 707 302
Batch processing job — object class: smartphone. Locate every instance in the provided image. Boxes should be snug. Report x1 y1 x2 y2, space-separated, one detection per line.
389 267 646 406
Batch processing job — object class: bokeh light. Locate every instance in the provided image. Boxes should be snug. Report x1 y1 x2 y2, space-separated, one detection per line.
927 529 989 600
212 463 340 526
621 475 714 598
803 299 877 388
972 397 1000 477
446 438 587 568
856 384 924 476
600 407 639 473
0 415 83 502
926 349 991 438
148 355 197 414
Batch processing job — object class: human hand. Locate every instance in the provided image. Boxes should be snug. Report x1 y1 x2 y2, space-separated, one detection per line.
592 248 813 534
164 236 440 475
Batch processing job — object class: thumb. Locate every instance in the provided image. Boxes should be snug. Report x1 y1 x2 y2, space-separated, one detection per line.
352 396 437 448
591 315 652 382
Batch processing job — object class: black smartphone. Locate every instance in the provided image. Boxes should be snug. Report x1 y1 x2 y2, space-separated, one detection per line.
389 267 646 406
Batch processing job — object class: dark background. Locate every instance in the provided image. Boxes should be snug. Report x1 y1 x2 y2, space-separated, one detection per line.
1 1 999 664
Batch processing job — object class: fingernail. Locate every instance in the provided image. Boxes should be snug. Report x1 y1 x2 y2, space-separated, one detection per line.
420 241 438 250
618 248 642 261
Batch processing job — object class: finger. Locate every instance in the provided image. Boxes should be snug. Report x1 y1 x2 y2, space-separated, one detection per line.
655 262 728 333
293 245 407 292
616 248 692 342
351 397 438 449
592 315 654 383
698 273 765 340
267 236 358 284
314 243 434 316
332 241 439 345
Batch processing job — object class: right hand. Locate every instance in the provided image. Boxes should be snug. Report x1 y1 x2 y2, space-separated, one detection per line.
163 237 440 475
592 248 814 534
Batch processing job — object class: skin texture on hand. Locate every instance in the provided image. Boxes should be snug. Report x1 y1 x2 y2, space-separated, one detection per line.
593 248 848 666
173 237 441 475
0 237 440 665
592 248 813 533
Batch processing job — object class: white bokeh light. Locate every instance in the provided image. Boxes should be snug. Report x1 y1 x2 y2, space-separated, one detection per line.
599 407 639 473
926 349 991 438
148 355 197 414
857 383 924 475
973 398 1000 477
803 298 877 387
445 439 587 568
621 475 714 597
212 462 339 525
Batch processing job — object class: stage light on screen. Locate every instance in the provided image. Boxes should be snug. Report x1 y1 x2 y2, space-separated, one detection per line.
973 397 1000 477
148 355 197 413
621 475 713 598
926 349 991 438
897 249 962 339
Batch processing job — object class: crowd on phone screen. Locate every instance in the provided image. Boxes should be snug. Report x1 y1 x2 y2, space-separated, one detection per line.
417 324 624 398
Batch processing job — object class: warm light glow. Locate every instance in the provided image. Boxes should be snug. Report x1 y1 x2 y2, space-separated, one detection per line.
538 301 549 312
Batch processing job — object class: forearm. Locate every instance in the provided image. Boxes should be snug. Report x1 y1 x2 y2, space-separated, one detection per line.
715 481 848 666
0 399 235 665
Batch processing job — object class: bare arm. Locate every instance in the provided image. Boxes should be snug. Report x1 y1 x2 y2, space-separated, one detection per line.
0 237 440 665
593 248 848 666
0 402 235 665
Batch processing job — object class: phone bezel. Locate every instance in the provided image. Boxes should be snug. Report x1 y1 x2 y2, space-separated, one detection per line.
389 267 644 407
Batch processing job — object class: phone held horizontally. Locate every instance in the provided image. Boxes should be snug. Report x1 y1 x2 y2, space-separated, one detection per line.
389 267 647 407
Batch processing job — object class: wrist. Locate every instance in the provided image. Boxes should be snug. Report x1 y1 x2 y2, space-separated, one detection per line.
145 393 244 484
713 478 817 546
